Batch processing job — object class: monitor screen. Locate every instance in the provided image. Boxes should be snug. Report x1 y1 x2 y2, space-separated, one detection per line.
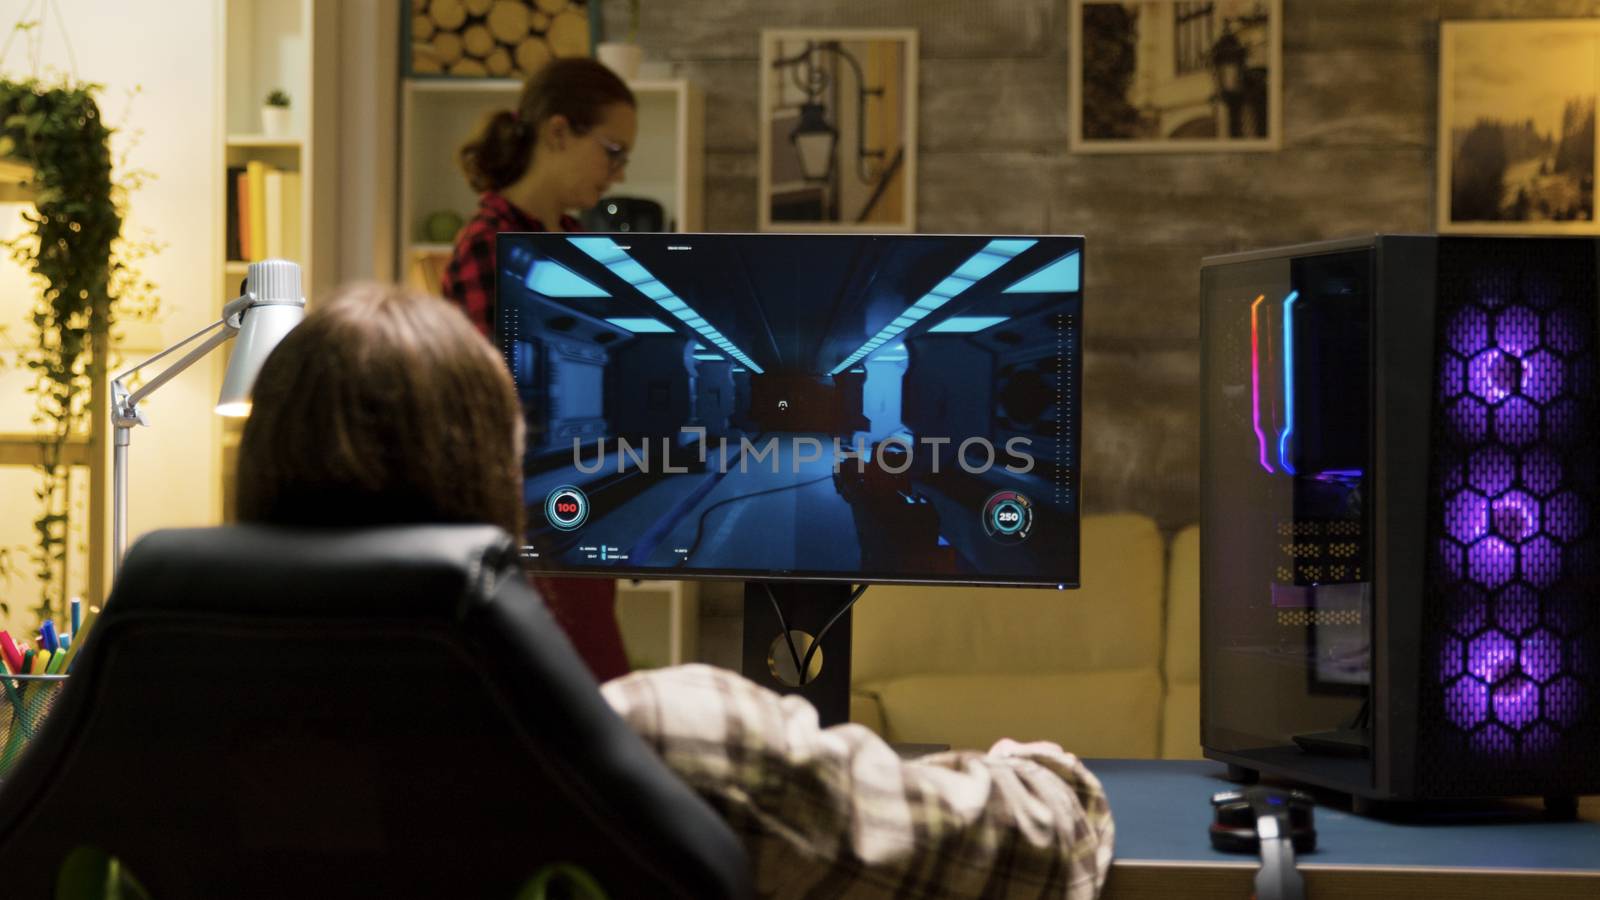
494 232 1083 587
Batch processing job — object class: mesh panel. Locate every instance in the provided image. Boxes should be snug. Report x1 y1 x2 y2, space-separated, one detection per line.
0 676 69 781
1422 239 1600 797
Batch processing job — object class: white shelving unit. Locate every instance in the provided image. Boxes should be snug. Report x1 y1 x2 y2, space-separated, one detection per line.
398 76 704 291
220 0 336 293
616 579 700 669
217 0 336 520
397 68 706 665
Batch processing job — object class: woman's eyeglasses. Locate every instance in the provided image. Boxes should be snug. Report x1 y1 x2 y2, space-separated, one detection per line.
593 134 630 172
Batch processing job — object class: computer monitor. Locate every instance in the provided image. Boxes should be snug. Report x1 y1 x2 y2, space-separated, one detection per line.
494 232 1084 721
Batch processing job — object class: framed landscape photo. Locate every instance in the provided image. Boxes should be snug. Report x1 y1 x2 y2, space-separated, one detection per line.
1069 0 1282 153
758 28 918 232
1439 20 1600 234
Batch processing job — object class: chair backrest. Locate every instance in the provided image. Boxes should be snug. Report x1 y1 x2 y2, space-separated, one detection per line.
0 524 751 899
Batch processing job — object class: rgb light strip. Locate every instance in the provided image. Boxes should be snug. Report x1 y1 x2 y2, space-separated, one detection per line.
1249 294 1273 474
1276 290 1299 475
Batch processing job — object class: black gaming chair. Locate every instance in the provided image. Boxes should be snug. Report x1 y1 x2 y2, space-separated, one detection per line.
0 524 751 899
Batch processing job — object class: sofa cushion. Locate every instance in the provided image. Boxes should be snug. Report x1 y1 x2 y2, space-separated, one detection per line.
851 513 1166 683
1162 682 1201 760
1162 524 1202 759
849 690 888 737
857 670 1164 757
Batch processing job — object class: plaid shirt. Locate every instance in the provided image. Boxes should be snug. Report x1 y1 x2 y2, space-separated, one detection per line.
440 192 579 336
602 664 1114 899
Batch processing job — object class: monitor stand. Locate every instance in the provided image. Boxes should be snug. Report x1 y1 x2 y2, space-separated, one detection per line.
741 581 854 727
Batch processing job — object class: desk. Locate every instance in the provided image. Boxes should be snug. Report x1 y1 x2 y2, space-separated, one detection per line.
1093 760 1600 900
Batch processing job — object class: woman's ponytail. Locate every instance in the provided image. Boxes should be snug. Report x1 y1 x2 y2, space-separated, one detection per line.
458 108 537 193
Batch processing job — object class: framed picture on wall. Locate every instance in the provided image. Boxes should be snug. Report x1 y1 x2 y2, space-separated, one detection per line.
758 28 918 232
1069 0 1281 153
1439 20 1600 234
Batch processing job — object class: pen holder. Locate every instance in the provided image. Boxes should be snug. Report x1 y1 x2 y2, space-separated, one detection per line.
0 674 68 781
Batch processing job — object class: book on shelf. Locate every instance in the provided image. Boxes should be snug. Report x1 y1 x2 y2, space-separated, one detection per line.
246 161 267 261
234 168 251 263
226 160 302 265
225 166 243 261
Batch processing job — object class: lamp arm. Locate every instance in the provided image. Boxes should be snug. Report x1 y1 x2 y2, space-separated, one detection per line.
114 324 236 423
111 296 245 386
110 296 247 580
111 295 248 425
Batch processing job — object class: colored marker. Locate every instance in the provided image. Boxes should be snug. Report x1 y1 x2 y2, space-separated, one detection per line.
70 597 81 641
0 632 21 675
62 606 100 675
39 621 59 654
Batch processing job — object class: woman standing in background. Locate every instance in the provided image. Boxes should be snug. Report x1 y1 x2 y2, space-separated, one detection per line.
441 57 636 681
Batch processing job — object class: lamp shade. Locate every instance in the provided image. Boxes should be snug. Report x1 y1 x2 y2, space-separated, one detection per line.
217 259 305 416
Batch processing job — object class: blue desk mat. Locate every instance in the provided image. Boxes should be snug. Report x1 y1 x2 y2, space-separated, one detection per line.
1089 759 1600 871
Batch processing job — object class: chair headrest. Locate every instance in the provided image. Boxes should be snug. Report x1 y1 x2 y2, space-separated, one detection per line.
109 523 519 619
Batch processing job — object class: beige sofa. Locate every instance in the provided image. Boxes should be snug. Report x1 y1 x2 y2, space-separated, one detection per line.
850 514 1202 760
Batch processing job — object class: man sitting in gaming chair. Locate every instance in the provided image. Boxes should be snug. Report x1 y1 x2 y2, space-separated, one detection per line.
235 282 1114 899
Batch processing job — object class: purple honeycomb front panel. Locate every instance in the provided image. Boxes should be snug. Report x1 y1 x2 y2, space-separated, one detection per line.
1423 239 1600 797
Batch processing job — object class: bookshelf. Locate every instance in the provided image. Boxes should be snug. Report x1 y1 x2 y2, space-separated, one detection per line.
218 0 337 520
398 76 704 292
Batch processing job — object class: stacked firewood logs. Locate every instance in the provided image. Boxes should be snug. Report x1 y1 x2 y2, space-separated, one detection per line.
411 0 591 77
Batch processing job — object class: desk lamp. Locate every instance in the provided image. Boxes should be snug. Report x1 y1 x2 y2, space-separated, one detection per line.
110 259 305 576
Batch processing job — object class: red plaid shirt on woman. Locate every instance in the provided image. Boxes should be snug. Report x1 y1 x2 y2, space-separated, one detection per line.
603 664 1115 899
441 191 580 336
440 192 626 681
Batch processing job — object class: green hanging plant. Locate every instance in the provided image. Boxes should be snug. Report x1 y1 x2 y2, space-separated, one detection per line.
0 74 159 624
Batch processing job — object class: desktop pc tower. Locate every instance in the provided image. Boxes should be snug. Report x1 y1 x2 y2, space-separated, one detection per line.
1200 235 1600 809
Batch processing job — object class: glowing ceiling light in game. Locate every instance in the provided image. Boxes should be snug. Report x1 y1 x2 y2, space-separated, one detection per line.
569 237 628 264
606 317 676 334
636 279 673 300
927 316 1010 333
570 236 766 374
829 238 1036 375
525 259 612 298
1004 249 1080 294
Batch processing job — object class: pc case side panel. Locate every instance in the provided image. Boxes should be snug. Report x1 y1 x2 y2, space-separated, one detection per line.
1372 235 1438 800
1200 244 1376 795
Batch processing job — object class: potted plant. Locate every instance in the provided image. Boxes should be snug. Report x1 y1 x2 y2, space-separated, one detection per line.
596 0 642 80
261 88 291 136
0 77 159 624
